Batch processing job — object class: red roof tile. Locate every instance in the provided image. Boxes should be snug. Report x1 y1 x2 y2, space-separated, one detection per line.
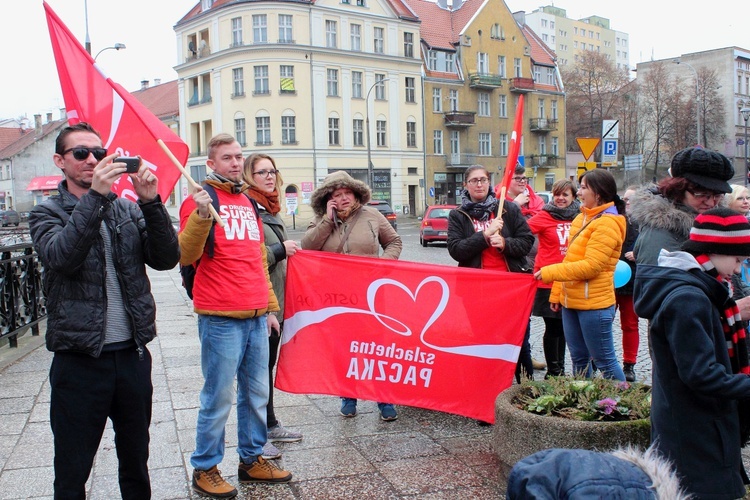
131 80 180 121
0 120 68 160
403 0 482 50
520 24 556 66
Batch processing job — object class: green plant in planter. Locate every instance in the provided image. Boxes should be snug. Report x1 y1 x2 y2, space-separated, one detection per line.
516 377 651 422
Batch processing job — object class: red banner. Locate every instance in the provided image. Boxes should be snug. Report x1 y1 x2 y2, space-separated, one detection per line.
44 2 188 202
276 250 537 423
496 94 525 199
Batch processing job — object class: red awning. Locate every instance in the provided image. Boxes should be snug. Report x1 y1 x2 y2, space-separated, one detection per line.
26 176 62 191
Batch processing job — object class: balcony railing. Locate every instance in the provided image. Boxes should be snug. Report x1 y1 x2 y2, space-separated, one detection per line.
529 118 558 132
527 154 560 167
443 111 476 128
469 73 503 89
446 154 478 167
508 77 535 93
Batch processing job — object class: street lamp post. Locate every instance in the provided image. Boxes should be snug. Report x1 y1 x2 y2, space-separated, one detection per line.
674 59 700 147
94 43 127 61
742 108 750 186
365 76 391 189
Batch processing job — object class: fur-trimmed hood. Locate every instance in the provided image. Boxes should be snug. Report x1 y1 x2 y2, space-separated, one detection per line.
310 171 371 217
628 185 696 241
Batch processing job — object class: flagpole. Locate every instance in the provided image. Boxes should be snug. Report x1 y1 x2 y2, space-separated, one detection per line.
157 139 224 227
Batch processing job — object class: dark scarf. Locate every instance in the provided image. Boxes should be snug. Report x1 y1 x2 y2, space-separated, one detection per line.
542 200 581 221
246 186 281 215
459 189 498 222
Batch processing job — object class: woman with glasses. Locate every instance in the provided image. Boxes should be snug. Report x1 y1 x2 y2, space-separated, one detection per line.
534 169 627 381
629 147 735 266
242 154 304 461
301 170 402 421
527 179 580 378
725 184 750 219
447 165 535 384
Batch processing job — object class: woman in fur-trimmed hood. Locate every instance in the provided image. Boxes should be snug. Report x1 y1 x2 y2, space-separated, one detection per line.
309 170 371 217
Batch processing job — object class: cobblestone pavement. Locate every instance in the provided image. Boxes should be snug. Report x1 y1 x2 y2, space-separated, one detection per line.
0 243 745 499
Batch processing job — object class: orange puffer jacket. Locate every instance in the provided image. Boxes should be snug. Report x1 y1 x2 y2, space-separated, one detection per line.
540 202 626 310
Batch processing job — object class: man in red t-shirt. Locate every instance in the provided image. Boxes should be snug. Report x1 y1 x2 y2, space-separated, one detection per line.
179 133 292 498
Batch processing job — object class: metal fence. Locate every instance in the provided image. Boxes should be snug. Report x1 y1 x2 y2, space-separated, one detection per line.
0 243 46 348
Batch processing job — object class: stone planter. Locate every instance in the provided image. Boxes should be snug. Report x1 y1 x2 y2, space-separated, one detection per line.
492 384 651 467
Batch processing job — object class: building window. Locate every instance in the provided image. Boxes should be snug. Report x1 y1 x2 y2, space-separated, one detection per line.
405 77 415 103
404 32 414 58
499 133 508 156
350 24 361 51
478 92 490 117
534 65 541 82
281 115 296 144
376 120 387 146
406 121 416 147
231 17 243 46
428 50 437 71
546 67 555 84
356 0 365 6
499 94 507 118
279 65 295 93
375 74 386 100
450 130 460 157
479 133 491 156
514 58 522 77
374 27 384 53
328 117 340 145
327 69 339 96
539 136 547 155
432 88 442 112
538 99 545 119
550 99 558 120
352 71 363 98
552 136 559 156
477 52 489 74
278 14 293 43
445 53 455 72
252 14 267 43
256 116 271 145
353 118 364 146
448 89 458 111
234 117 246 146
433 130 443 155
253 66 269 95
498 55 506 77
326 20 337 48
232 68 244 97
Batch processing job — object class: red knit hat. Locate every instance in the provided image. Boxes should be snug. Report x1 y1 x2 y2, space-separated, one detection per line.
682 207 750 256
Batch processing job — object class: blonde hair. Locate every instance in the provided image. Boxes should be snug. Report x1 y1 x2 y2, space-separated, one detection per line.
725 184 750 210
242 153 284 190
206 133 237 160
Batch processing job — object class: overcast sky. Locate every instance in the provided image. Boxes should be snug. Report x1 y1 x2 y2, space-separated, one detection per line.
2 0 748 121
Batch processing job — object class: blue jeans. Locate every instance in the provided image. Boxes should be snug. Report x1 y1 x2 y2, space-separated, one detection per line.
191 315 270 470
562 306 625 381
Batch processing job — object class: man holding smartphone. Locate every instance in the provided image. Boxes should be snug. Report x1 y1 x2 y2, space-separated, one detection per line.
29 122 179 499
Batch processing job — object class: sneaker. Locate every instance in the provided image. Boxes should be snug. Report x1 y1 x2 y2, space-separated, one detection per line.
378 403 398 421
261 442 281 460
532 358 547 370
267 422 303 443
340 398 357 417
238 456 292 484
192 465 238 498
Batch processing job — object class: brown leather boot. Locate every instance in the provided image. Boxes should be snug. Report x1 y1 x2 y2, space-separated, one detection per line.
192 465 237 498
238 456 292 483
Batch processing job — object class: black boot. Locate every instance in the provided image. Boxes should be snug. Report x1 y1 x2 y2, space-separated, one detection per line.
543 336 562 377
623 363 636 382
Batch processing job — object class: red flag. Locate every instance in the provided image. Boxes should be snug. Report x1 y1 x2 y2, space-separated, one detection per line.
44 2 188 202
495 94 525 199
275 250 537 423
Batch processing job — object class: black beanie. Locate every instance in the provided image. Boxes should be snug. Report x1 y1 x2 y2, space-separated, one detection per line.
670 147 734 193
682 207 750 256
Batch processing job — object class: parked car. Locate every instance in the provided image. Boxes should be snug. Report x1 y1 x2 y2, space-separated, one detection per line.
420 205 457 246
537 191 552 204
366 200 397 230
0 209 20 227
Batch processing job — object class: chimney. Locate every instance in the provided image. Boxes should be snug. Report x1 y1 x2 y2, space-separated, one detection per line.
46 112 53 123
59 108 66 120
34 114 42 135
154 78 161 86
140 80 149 90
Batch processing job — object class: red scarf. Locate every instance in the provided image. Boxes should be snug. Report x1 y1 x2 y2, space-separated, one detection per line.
246 186 280 215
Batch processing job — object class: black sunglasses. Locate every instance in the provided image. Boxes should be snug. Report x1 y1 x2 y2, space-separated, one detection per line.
62 147 108 161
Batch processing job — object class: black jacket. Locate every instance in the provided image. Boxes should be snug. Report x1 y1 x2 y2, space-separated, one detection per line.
29 181 179 357
447 201 533 272
634 253 750 499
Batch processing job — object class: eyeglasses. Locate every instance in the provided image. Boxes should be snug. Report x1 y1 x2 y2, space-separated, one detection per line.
688 190 724 202
466 177 489 186
512 176 528 183
253 169 278 178
62 147 107 161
